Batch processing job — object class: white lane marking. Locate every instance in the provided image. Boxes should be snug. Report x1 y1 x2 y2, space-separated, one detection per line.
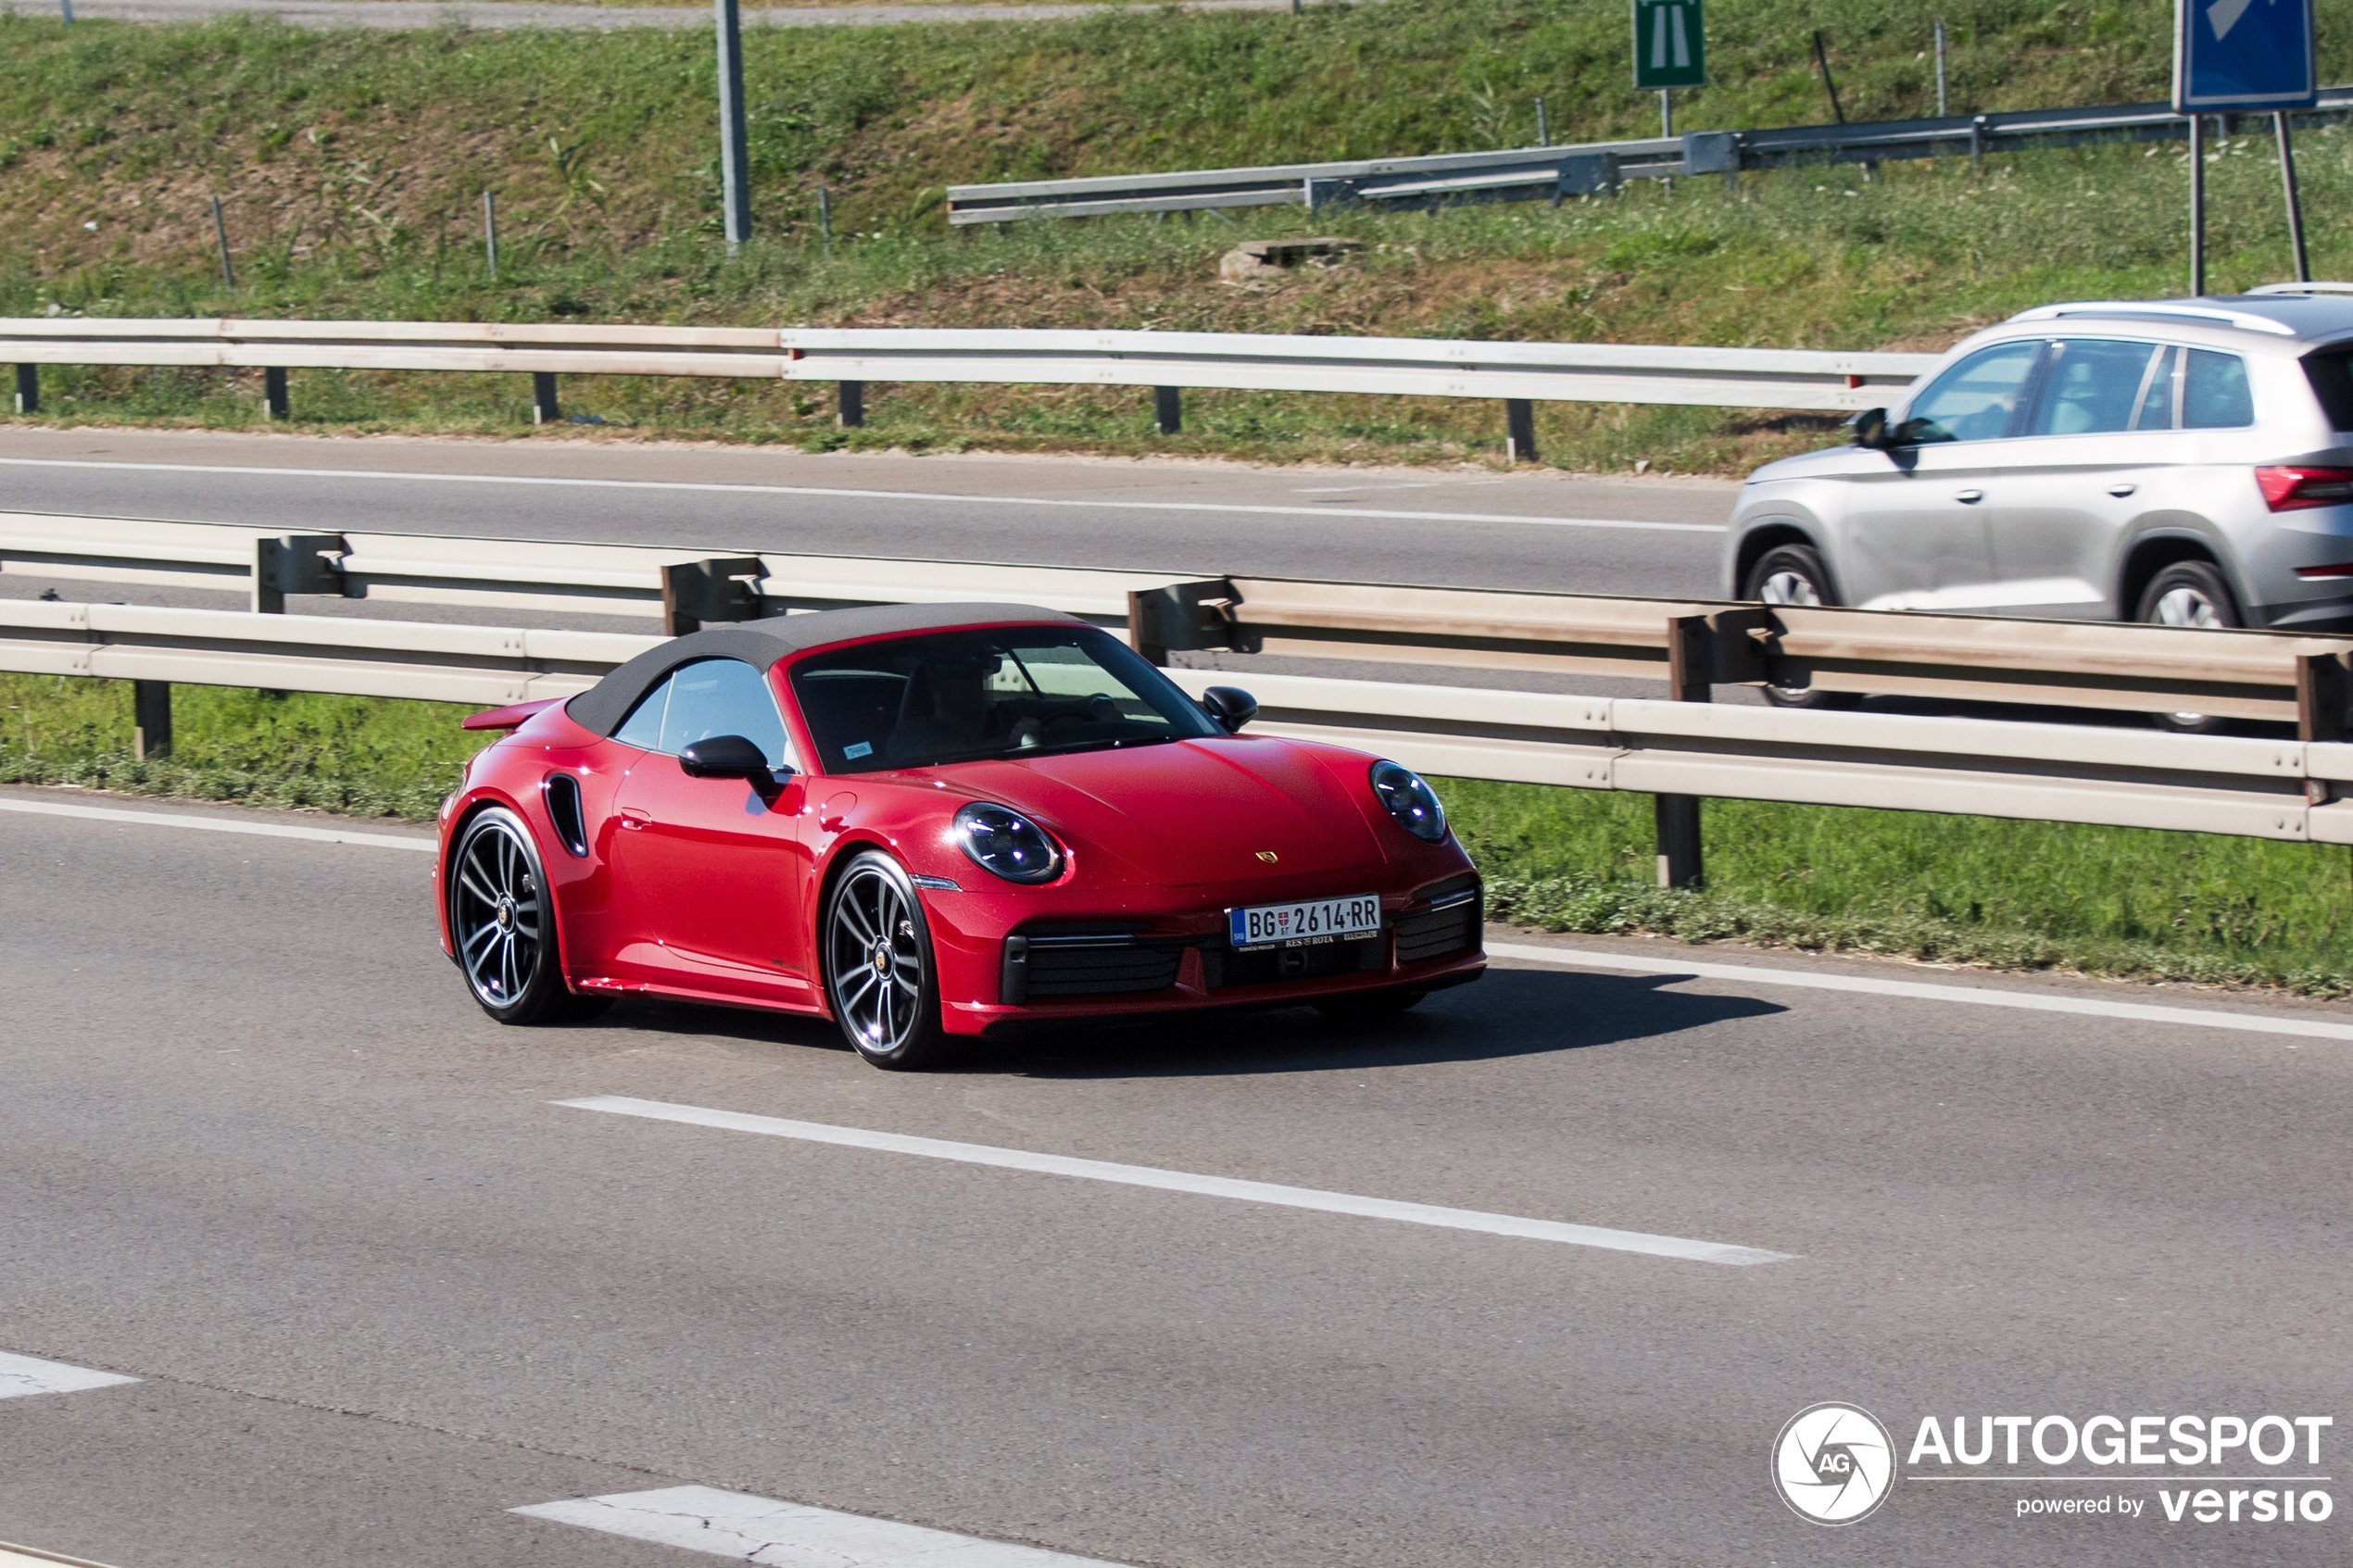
515 1485 1127 1567
1491 942 2353 1044
0 1349 139 1401
0 1540 127 1568
0 458 1725 533
556 1095 1793 1265
0 797 436 851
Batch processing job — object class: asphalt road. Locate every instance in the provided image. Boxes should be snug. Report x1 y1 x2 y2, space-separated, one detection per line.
0 428 1733 597
4 787 2348 1567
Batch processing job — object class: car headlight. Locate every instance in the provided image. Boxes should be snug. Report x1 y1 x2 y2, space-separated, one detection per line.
1368 759 1447 843
953 801 1064 884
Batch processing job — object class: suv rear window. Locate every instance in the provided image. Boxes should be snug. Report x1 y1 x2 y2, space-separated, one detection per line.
2303 349 2353 432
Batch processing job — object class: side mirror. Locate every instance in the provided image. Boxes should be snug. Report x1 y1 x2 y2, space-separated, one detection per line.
1849 407 1891 450
679 734 775 779
1200 685 1257 734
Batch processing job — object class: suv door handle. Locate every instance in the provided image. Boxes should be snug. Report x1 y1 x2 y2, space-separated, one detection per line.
1955 488 1984 504
2108 483 2138 497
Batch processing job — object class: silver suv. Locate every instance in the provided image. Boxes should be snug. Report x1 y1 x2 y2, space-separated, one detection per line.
1725 287 2353 709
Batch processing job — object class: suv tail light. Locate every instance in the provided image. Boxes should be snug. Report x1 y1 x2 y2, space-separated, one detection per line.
2257 466 2353 510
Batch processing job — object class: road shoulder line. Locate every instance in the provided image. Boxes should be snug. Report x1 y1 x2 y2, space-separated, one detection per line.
1489 940 2353 1043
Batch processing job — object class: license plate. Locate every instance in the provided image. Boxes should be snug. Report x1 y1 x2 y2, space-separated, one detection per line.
1227 893 1383 949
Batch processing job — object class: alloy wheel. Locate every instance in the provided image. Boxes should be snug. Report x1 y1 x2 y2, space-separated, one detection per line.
453 813 545 1009
826 859 926 1057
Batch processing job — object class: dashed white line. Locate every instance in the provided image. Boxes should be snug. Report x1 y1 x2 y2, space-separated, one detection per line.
514 1485 1129 1567
0 1349 139 1401
0 458 1725 533
0 797 437 851
555 1095 1793 1265
1490 942 2353 1044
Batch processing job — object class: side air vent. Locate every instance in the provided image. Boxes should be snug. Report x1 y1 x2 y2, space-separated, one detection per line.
543 773 589 858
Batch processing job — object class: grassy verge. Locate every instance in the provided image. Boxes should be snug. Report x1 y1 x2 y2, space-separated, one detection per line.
7 3 2353 471
7 671 2348 997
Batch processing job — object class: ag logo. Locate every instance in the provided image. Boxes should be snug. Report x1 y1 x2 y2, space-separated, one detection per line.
1772 1402 1895 1525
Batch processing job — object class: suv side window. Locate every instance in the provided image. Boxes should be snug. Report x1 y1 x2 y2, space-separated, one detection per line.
2183 349 2255 429
1899 341 2045 444
611 658 793 768
2026 340 2165 436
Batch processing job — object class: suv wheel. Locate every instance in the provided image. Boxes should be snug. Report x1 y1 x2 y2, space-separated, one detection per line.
2136 561 2242 734
1743 544 1863 710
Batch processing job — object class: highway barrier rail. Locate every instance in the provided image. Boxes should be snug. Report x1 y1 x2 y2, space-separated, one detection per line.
0 320 1934 458
946 88 2353 223
1126 576 2353 731
18 512 2352 735
0 512 1176 632
6 599 2352 872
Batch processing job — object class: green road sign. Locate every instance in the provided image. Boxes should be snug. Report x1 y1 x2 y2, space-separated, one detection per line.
1633 0 1705 88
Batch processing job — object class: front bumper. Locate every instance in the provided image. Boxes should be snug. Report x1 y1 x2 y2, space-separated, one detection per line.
926 872 1486 1035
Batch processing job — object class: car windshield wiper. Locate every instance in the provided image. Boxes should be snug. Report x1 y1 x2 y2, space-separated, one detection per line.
1008 734 1180 759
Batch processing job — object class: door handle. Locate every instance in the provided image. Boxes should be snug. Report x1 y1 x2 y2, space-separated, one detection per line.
1954 489 1984 504
2108 483 2138 497
618 808 652 831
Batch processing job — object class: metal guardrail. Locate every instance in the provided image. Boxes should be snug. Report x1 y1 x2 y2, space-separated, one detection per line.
947 88 2353 222
0 512 1177 633
14 512 2353 732
6 598 2348 851
1129 577 2353 731
0 322 1932 423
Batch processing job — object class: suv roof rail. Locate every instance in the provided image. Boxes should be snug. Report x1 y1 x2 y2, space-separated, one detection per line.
2006 300 2299 335
2246 281 2353 295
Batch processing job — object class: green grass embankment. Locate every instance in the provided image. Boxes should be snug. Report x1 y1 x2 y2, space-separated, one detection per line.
7 671 2348 997
6 1 2353 470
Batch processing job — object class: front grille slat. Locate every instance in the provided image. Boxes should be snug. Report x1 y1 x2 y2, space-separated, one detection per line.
1392 887 1482 965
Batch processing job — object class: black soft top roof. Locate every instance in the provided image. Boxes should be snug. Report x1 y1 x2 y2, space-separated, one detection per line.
566 600 1089 737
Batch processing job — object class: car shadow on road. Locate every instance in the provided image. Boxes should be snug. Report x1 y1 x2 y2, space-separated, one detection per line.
984 965 1786 1078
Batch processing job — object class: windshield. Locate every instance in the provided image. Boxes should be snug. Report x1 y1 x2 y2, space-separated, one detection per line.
788 624 1224 774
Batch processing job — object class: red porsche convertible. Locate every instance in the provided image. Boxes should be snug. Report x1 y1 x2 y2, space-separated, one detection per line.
435 602 1484 1068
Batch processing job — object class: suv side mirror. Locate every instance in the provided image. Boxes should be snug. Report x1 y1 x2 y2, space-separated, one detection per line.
679 734 776 779
1200 686 1257 734
1849 407 1892 449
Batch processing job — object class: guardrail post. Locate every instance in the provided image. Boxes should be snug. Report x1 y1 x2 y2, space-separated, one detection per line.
1504 399 1536 463
662 557 765 636
2298 654 2347 808
12 365 34 415
263 367 289 420
132 681 171 760
837 381 864 428
1154 386 1183 436
252 534 346 614
1654 613 1717 889
1126 579 1239 665
532 372 560 426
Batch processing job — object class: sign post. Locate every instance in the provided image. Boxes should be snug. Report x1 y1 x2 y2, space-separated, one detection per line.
2175 0 2316 295
1634 0 1705 153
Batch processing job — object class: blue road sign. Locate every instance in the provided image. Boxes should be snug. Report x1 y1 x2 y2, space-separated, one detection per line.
2176 0 2316 112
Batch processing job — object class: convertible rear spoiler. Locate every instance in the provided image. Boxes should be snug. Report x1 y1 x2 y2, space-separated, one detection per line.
460 697 562 733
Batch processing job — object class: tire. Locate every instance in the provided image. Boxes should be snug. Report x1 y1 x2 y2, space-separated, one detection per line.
2136 560 2241 734
1314 988 1428 1021
1742 544 1864 710
448 805 581 1025
823 850 951 1070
